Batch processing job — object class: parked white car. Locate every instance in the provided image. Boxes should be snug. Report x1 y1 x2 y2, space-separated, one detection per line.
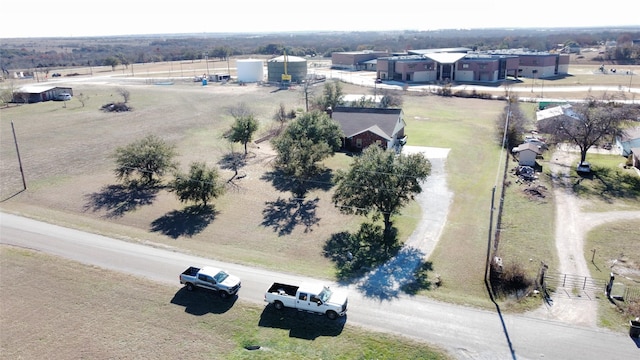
55 93 72 101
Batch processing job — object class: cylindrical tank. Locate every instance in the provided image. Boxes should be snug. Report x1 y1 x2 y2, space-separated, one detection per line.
237 59 264 83
267 55 308 83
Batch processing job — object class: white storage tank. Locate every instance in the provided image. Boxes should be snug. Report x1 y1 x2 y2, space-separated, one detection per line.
237 59 264 83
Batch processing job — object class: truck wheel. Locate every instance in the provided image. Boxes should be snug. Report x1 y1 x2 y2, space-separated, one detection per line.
326 311 338 320
274 301 284 310
185 283 195 291
219 291 229 299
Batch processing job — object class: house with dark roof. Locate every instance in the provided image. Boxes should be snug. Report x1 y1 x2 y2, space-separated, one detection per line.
328 107 406 152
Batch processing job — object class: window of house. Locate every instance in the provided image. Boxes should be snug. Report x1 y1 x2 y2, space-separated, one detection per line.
356 138 362 148
462 63 469 69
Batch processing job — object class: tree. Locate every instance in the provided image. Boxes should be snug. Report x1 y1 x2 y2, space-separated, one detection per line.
379 90 403 108
495 98 528 149
103 56 120 71
113 135 177 185
272 110 343 187
546 96 639 164
229 114 259 156
332 145 431 245
116 87 130 103
170 162 224 206
314 81 344 111
76 92 88 108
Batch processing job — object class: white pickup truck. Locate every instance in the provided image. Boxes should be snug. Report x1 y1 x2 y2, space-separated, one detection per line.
179 266 241 299
264 282 348 320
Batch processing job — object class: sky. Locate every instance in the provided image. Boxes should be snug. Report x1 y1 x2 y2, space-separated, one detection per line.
2 0 638 38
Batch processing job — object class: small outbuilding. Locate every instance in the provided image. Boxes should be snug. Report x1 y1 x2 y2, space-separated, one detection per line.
13 85 73 103
512 142 543 167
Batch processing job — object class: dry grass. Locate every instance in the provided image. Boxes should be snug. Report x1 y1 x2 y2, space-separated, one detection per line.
0 245 451 359
1 80 365 279
2 59 638 307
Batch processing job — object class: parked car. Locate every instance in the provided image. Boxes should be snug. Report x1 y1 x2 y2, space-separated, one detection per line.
54 93 72 101
524 137 548 150
576 161 592 174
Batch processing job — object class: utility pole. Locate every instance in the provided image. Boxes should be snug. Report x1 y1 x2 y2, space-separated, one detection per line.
205 53 210 78
11 121 27 190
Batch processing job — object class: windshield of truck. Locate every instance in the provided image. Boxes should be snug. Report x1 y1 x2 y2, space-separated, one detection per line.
319 287 332 302
213 271 229 283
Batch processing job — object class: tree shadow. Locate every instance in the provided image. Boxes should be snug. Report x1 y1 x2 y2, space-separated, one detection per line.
170 287 237 315
83 182 160 218
573 166 640 202
355 246 426 300
218 152 248 182
258 304 346 340
323 223 402 283
262 197 320 236
400 261 436 295
260 168 334 196
150 204 217 239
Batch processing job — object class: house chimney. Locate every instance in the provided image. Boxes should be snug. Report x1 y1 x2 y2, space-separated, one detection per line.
326 106 333 118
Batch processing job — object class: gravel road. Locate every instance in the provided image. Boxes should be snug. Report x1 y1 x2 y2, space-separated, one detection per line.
527 147 640 327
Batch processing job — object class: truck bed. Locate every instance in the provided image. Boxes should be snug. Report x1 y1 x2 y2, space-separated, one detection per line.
182 266 200 277
267 283 298 297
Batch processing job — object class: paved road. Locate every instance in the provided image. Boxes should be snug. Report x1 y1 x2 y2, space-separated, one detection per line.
2 212 638 359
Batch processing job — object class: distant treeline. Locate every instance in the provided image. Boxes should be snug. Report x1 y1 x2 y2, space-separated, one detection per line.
2 27 639 72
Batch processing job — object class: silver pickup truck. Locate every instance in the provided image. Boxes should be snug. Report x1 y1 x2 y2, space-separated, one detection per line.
264 282 348 320
179 266 241 299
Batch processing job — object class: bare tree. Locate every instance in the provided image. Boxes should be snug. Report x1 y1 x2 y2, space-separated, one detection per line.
76 93 89 108
227 102 252 119
0 80 18 107
495 97 528 149
545 96 639 164
116 87 130 103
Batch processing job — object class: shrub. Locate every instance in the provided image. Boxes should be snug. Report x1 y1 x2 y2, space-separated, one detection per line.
490 260 534 298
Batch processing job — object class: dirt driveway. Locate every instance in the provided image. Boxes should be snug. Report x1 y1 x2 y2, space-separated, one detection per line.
527 148 640 327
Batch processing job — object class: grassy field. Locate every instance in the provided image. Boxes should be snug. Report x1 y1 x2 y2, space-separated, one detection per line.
2 59 639 335
0 245 450 359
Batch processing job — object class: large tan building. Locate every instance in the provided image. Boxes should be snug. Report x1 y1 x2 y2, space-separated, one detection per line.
332 48 570 84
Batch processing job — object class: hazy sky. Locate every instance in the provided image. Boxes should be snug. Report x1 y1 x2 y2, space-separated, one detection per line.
2 0 638 38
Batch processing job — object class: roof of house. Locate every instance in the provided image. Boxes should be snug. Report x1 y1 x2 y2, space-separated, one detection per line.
342 94 383 103
18 85 71 93
331 107 403 139
536 104 581 122
620 126 640 142
513 142 543 155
